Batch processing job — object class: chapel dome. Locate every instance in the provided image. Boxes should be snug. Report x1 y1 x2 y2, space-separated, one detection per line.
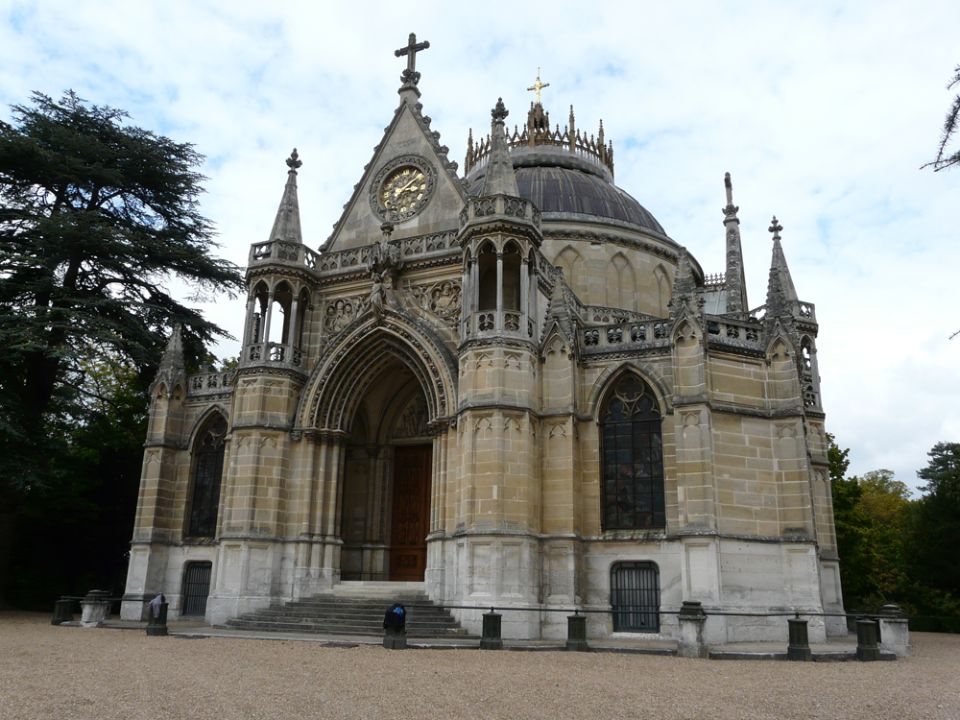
463 102 667 238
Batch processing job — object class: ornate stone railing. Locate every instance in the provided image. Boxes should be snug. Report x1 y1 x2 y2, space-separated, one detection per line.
243 342 305 369
748 301 816 323
458 194 541 231
466 120 614 176
705 317 765 353
248 232 460 278
580 319 672 353
582 305 656 325
249 240 320 271
398 231 459 258
464 310 533 339
187 370 236 397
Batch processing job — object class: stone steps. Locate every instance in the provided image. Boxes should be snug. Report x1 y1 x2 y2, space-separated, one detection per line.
224 587 473 639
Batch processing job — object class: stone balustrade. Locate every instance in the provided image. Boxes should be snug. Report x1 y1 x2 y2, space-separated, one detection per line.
187 370 236 397
244 342 305 369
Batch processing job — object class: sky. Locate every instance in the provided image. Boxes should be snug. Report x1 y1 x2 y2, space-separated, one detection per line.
1 0 958 490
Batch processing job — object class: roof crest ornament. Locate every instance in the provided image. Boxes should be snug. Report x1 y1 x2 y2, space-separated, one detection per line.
527 67 550 105
286 148 302 172
395 32 430 91
768 215 783 240
722 171 739 219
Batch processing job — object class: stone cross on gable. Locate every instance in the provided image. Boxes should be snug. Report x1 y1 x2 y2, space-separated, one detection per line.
395 33 430 87
527 68 550 105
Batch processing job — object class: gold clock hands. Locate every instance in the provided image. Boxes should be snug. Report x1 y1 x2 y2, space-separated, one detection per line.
393 174 422 196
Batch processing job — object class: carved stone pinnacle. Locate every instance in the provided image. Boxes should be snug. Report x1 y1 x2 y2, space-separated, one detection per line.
286 148 302 171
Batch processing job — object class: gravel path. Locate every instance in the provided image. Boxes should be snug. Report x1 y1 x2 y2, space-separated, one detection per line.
1 612 957 720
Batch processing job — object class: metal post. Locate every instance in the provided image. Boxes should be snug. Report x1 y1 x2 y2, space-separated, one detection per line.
787 616 812 661
480 610 503 650
566 613 589 652
856 619 881 661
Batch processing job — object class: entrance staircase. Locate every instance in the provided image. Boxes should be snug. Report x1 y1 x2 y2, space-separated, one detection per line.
222 582 473 639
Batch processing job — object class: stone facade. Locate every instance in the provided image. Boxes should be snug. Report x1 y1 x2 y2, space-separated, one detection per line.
122 42 844 642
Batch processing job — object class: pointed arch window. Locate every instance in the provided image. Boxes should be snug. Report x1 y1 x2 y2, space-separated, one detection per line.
187 415 227 538
600 374 665 530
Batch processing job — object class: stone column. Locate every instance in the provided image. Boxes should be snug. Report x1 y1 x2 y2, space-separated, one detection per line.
519 256 529 334
288 295 300 348
80 589 111 628
261 288 275 344
495 250 504 331
677 600 708 658
878 604 911 657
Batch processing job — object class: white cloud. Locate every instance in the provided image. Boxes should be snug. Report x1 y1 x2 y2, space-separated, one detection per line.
2 0 959 488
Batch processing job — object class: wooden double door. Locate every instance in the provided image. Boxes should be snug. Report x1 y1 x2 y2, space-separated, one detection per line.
389 444 432 581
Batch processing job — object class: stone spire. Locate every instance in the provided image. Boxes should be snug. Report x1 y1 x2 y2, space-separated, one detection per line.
159 323 185 371
481 98 519 197
722 172 748 314
765 216 799 313
268 149 303 244
669 247 702 318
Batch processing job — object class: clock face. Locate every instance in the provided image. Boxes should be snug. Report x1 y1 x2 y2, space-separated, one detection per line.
379 165 429 220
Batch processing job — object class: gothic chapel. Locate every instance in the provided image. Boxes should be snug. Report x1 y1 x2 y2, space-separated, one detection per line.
122 36 845 642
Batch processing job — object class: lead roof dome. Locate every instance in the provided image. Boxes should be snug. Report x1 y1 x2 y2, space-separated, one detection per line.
464 102 667 238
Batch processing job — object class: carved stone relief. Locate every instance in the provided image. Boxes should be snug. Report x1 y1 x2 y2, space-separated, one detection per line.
407 279 461 327
393 394 429 439
324 296 368 333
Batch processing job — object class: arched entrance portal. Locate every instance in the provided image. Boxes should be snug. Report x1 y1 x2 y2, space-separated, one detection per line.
339 363 433 581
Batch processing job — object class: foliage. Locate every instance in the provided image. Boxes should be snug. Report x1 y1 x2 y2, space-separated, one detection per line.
0 90 243 497
0 90 243 606
924 65 960 172
911 443 960 599
6 359 147 607
830 436 960 631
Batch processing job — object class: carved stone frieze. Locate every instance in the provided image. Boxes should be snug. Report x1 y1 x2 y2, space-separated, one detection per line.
324 295 368 333
407 279 461 327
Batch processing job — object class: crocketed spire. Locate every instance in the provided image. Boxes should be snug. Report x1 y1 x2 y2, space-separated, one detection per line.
480 98 519 197
722 172 748 314
765 216 799 313
268 149 303 244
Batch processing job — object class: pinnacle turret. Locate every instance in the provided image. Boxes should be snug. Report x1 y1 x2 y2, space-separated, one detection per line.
481 98 520 197
765 216 799 313
159 323 186 371
267 149 303 244
722 172 748 314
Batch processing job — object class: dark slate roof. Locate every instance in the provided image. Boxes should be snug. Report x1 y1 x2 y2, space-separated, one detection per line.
467 152 666 236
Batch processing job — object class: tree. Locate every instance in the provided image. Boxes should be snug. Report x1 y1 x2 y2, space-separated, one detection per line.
912 443 960 598
0 91 244 605
925 65 960 172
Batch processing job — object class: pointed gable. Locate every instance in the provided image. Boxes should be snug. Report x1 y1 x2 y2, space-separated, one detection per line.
322 97 466 252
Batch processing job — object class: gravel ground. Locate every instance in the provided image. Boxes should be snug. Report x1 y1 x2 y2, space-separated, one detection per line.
1 612 958 720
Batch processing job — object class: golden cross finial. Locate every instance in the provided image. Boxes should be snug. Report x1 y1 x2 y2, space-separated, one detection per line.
527 67 550 105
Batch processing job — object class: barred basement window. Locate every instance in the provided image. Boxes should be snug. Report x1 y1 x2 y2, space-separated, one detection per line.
600 374 665 530
611 561 660 632
187 415 227 538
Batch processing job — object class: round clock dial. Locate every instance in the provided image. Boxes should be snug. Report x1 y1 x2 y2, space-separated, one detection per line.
380 166 429 219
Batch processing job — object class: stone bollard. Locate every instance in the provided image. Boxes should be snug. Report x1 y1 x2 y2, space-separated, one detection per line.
677 601 708 658
787 616 812 661
80 589 111 628
566 614 589 652
382 602 407 650
146 602 169 636
480 610 503 650
855 619 881 661
52 598 74 625
878 604 911 657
